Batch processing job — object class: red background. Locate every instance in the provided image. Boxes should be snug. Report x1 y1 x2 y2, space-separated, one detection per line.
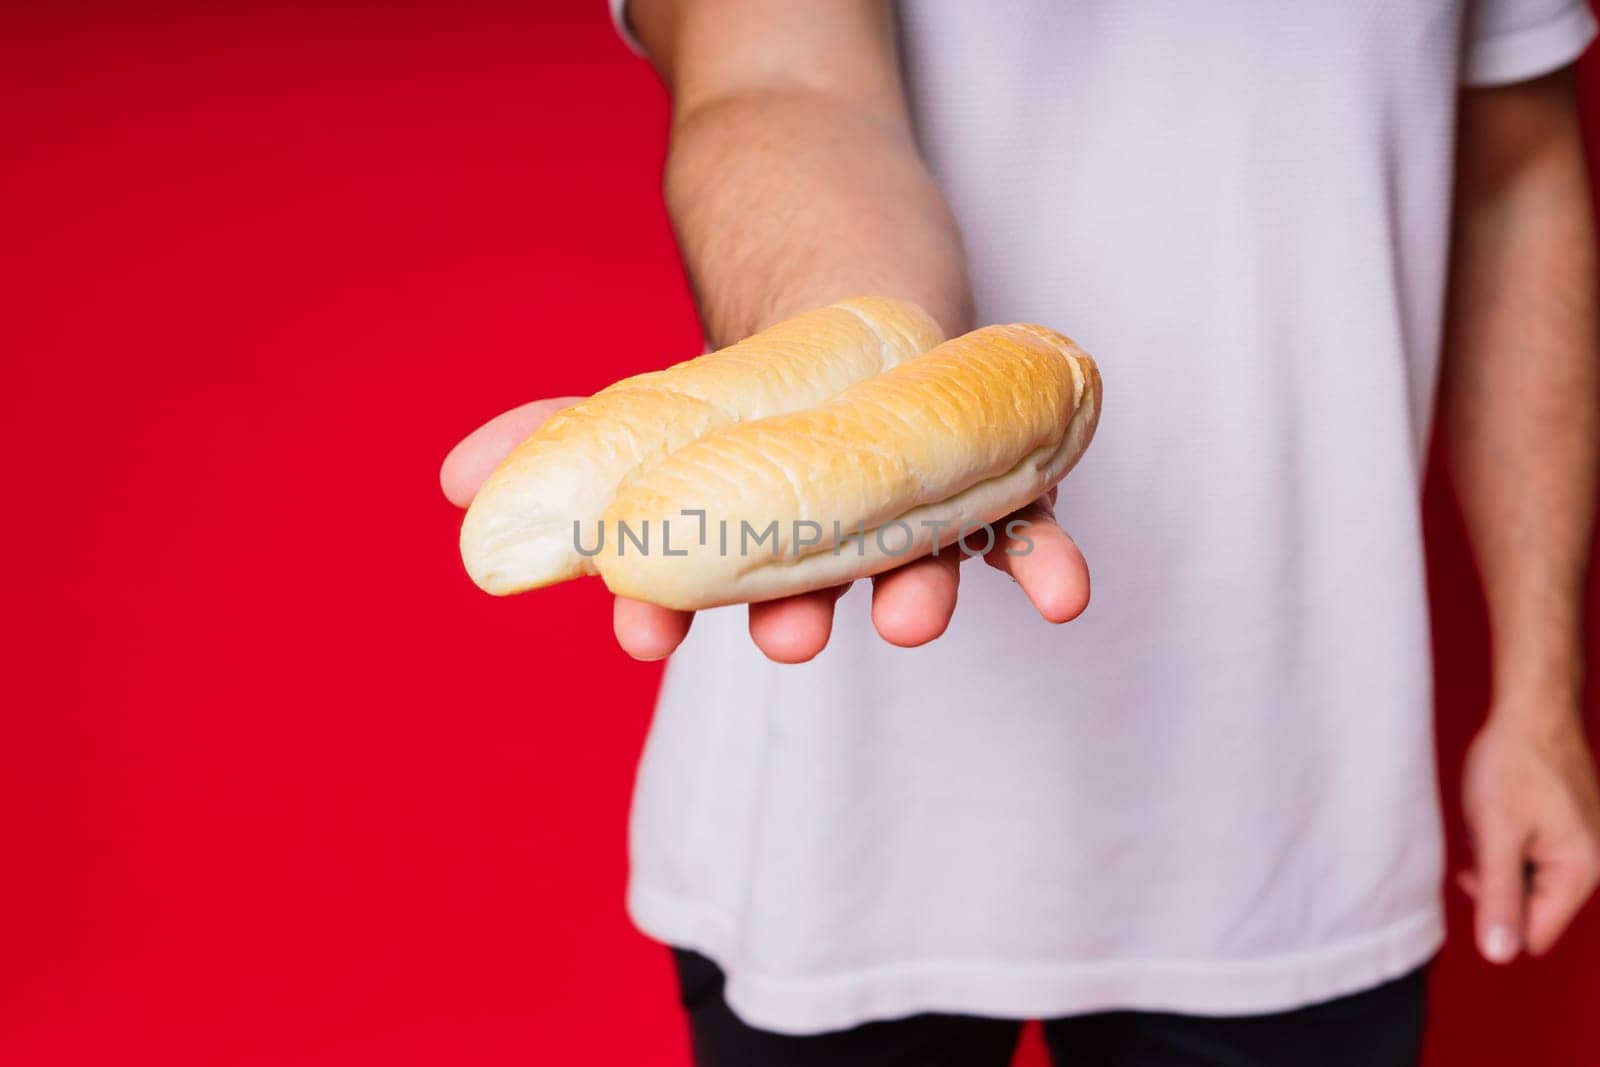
4 3 1599 1063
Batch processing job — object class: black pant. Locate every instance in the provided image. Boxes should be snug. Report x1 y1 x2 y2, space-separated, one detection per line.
673 949 1428 1067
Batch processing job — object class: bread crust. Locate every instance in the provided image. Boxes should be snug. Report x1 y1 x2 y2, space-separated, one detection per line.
596 324 1101 610
460 297 944 594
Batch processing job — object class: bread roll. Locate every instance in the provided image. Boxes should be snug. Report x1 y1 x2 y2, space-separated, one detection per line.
596 324 1100 610
461 296 944 594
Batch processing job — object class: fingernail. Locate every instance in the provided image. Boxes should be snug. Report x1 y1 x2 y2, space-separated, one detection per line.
1481 924 1519 964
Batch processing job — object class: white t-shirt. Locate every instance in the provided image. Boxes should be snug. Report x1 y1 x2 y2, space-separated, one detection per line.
610 0 1597 1036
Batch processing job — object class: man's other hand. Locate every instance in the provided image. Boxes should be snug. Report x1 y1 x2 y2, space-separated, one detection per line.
1460 704 1600 963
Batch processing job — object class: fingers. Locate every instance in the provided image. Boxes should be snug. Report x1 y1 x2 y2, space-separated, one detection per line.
870 552 962 647
440 396 584 507
1524 841 1600 956
613 596 694 662
1472 820 1530 964
984 496 1091 623
864 495 1087 646
748 585 852 664
629 499 1080 663
1461 835 1599 959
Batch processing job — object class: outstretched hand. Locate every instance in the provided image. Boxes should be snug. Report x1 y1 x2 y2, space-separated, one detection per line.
441 399 1091 662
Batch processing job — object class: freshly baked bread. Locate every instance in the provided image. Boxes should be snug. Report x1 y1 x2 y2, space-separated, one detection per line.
461 297 944 594
596 324 1100 610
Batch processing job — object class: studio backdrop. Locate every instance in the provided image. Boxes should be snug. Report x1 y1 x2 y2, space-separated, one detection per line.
4 3 1599 1064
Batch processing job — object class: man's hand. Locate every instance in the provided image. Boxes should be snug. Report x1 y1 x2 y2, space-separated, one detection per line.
1460 703 1600 963
441 4 1090 662
441 398 1090 662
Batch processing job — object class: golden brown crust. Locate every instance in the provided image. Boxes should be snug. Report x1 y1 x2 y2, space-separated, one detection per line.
459 297 944 594
596 325 1101 609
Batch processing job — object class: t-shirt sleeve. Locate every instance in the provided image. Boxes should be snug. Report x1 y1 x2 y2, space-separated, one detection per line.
608 0 648 58
1462 0 1597 87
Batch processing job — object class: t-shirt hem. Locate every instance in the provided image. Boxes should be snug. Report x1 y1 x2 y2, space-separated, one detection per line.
1463 3 1597 88
628 882 1445 1036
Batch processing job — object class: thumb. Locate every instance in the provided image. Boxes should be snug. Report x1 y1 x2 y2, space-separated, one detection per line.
1473 820 1529 965
439 396 584 508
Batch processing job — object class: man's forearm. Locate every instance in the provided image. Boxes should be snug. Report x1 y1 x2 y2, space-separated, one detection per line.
630 0 969 347
664 87 972 347
1440 70 1599 719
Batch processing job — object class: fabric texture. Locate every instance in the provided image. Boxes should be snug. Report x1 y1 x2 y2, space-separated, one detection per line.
611 0 1597 1037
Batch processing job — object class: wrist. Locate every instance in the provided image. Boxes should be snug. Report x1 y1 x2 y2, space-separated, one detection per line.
1488 671 1586 736
1489 626 1585 707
